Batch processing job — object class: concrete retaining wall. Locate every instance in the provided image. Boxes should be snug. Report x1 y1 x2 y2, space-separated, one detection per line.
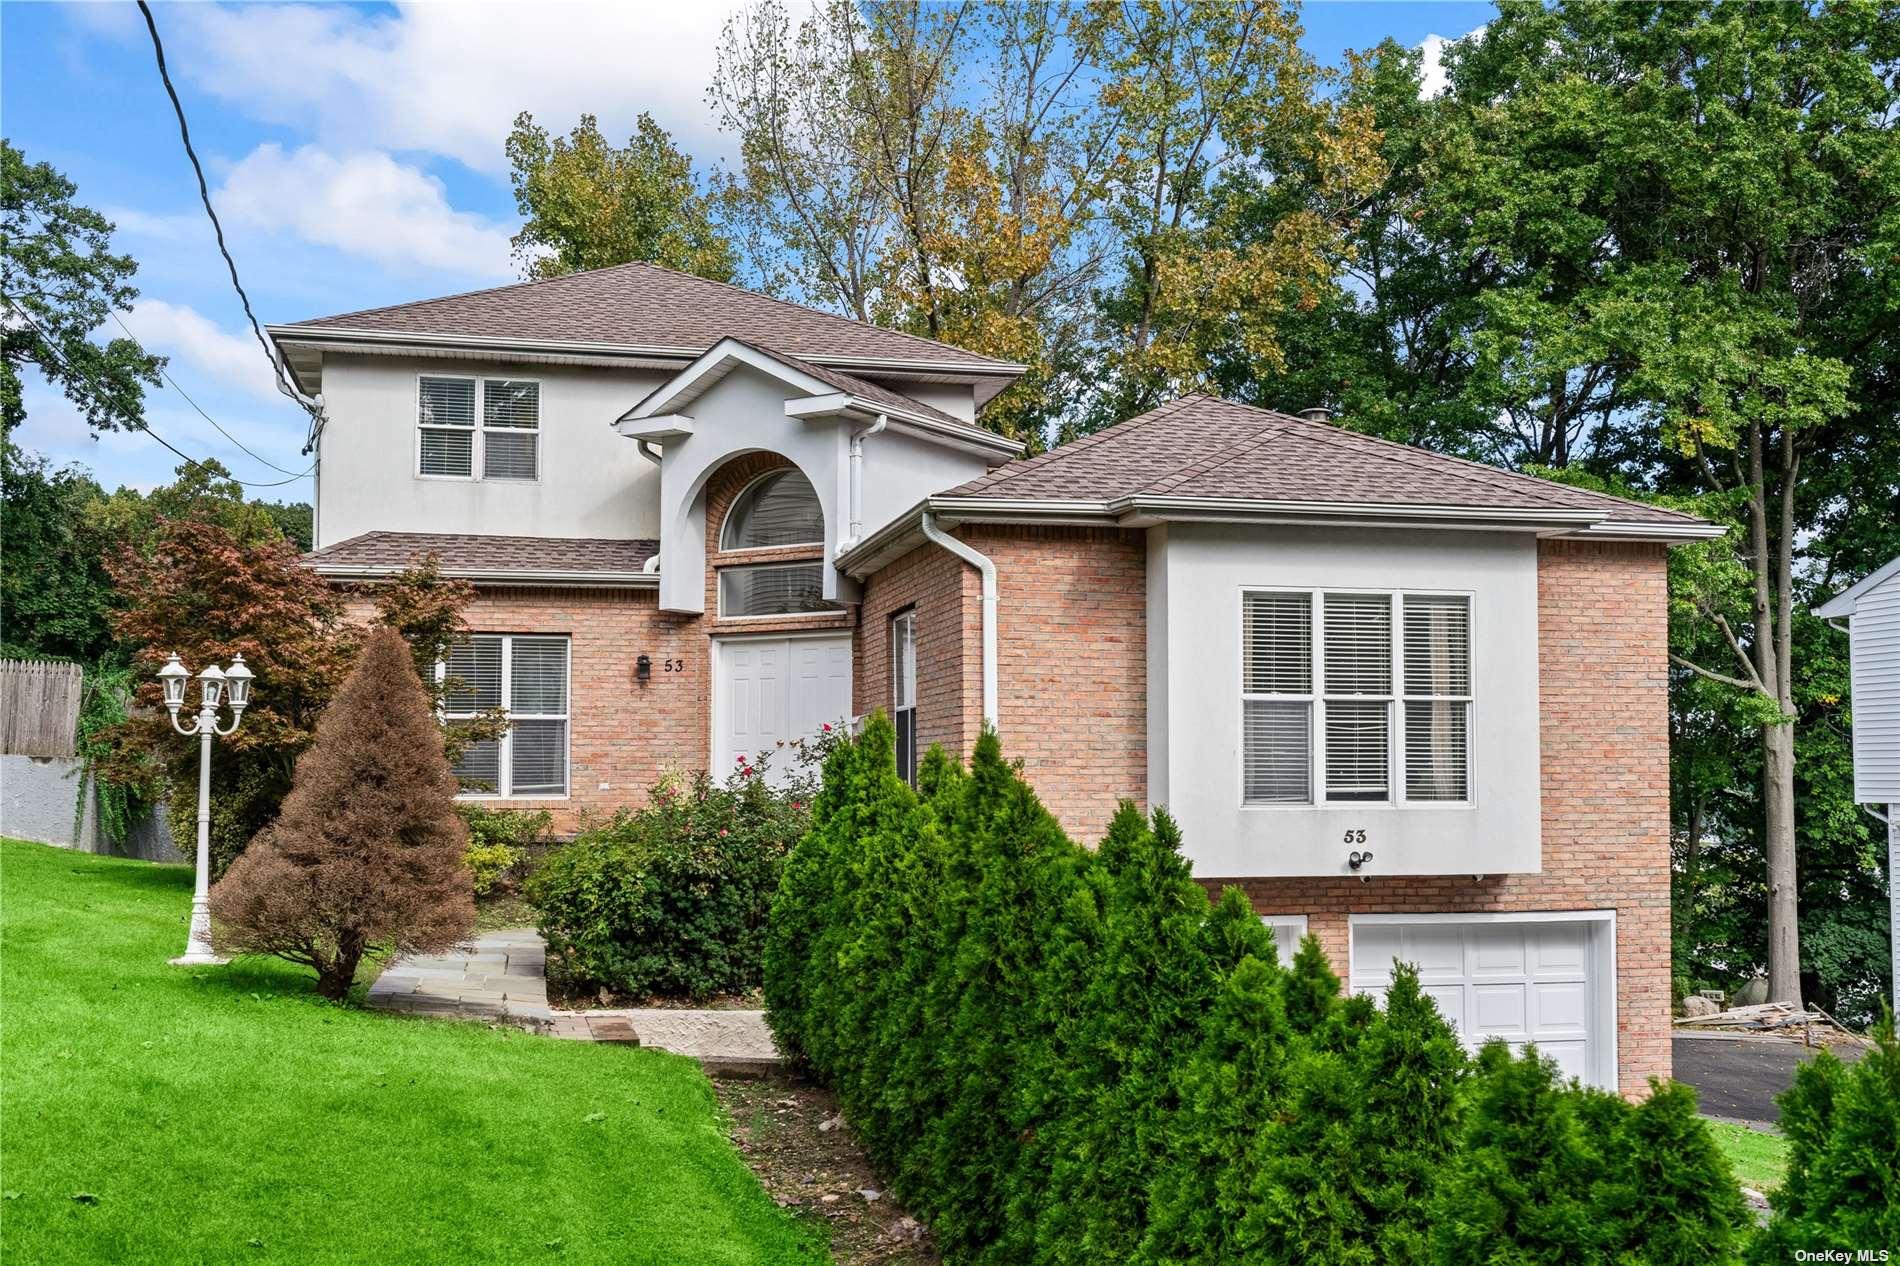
0 754 179 861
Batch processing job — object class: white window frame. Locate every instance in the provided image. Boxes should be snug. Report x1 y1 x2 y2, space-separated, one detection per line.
719 468 825 554
717 559 830 620
414 373 542 484
1258 914 1308 964
439 633 570 800
892 609 918 786
1240 586 1475 810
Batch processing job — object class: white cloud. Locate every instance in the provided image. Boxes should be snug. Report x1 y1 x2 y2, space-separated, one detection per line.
216 144 515 278
1417 25 1486 99
165 2 739 176
120 298 281 400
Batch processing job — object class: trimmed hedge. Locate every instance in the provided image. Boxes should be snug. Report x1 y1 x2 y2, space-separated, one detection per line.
766 717 1754 1265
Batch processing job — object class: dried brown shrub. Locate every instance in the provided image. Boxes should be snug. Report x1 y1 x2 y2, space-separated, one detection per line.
210 626 475 999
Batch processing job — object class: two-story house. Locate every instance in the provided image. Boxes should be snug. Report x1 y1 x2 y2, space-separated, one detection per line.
272 262 1720 1093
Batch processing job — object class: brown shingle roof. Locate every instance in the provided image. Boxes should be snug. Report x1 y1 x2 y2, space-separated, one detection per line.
944 395 1700 526
279 262 1020 372
304 532 658 581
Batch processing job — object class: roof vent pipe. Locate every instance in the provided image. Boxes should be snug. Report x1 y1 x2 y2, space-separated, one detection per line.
919 512 998 731
1298 406 1332 423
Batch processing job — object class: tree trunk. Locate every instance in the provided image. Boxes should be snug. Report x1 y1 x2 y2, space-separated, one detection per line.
1761 714 1802 1006
316 947 361 1002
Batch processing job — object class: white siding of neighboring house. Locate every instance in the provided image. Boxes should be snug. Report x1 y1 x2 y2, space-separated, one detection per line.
312 353 667 548
1146 523 1543 878
1847 571 1900 804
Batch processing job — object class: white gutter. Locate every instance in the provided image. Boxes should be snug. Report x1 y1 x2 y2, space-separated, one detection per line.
919 513 998 731
844 414 889 548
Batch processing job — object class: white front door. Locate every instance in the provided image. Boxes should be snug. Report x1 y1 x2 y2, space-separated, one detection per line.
714 634 852 784
1350 914 1615 1089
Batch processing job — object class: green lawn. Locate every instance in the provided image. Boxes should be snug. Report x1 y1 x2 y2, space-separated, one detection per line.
1707 1119 1791 1192
0 840 823 1265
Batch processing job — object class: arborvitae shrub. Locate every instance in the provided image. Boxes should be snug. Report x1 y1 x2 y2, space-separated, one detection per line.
764 724 1754 1266
925 730 1083 1262
1139 891 1287 1266
1430 1042 1613 1265
1038 808 1212 1266
1283 930 1343 1035
1754 1009 1900 1258
1598 1079 1749 1265
1252 962 1467 1264
209 626 474 999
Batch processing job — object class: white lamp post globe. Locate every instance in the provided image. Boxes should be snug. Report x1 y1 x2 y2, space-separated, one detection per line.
224 654 253 712
198 663 226 710
158 653 189 714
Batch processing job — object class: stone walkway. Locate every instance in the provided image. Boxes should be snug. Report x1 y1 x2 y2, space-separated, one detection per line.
367 928 781 1071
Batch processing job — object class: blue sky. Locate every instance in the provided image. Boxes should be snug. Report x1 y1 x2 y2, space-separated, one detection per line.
2 1 1489 500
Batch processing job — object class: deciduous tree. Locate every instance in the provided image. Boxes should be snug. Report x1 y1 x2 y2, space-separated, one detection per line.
0 142 162 436
506 112 734 282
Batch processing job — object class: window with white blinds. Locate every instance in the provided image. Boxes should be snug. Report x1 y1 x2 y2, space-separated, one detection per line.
441 633 569 797
1241 589 1472 806
417 375 540 481
718 561 829 618
892 610 917 786
1402 595 1472 801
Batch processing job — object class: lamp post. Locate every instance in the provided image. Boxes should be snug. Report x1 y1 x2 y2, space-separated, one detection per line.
160 652 253 966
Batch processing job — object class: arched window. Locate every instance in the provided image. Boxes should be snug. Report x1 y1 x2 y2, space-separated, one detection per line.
721 469 823 551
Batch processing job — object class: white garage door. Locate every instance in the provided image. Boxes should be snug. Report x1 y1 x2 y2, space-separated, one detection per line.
1350 914 1614 1089
714 634 852 785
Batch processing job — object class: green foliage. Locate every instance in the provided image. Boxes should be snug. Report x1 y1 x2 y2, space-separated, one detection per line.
1250 962 1469 1264
0 440 115 662
528 767 812 1001
456 804 551 897
70 662 153 848
506 111 734 282
767 726 1748 1265
1 140 162 436
1755 1011 1900 1257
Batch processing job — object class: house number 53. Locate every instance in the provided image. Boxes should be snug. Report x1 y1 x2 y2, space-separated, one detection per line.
1342 829 1368 845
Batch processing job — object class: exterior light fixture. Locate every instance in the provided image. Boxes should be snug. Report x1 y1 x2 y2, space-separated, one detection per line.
158 655 256 966
636 654 652 683
158 653 190 715
1348 850 1374 871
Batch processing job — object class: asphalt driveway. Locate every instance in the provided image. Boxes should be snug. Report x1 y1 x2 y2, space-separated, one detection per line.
1674 1035 1865 1124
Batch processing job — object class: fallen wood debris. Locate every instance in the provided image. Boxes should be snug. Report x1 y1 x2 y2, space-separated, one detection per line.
1674 1000 1871 1047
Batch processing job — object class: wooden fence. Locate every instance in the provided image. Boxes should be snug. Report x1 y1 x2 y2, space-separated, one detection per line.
0 660 84 758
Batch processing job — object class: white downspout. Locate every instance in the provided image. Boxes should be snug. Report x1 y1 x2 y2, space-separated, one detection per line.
846 414 888 548
920 512 997 731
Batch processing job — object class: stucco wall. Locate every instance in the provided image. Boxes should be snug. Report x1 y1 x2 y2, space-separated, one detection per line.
314 353 666 547
1148 523 1543 878
0 755 179 861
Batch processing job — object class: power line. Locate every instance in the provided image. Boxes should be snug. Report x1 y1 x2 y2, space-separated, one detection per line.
134 0 328 454
2 295 314 489
18 208 309 478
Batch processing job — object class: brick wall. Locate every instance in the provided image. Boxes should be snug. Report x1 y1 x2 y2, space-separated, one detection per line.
346 584 708 835
1202 539 1674 1095
854 541 980 758
854 525 1145 842
972 525 1147 842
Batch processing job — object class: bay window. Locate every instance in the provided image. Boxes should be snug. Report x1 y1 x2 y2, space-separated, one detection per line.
1241 590 1471 805
442 633 569 797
